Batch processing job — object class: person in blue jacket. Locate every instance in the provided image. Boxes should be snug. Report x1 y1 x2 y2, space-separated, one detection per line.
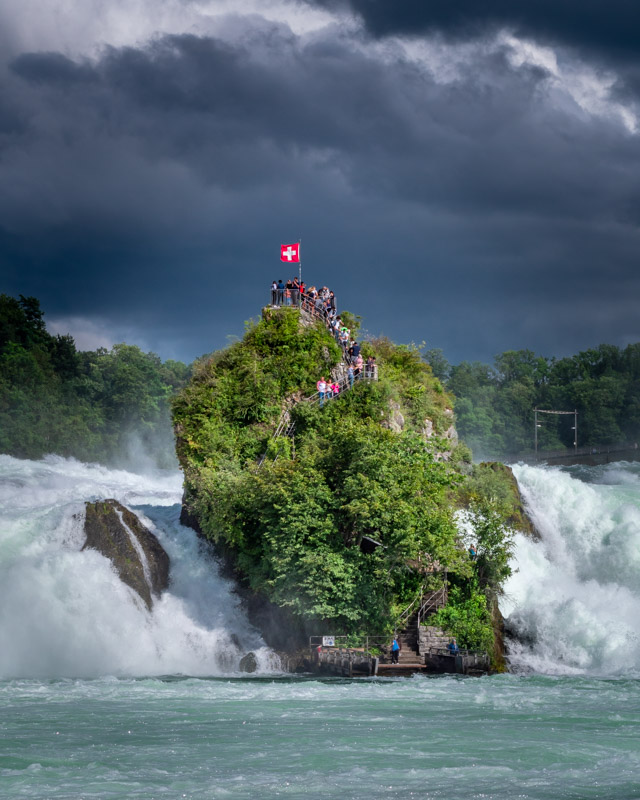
391 637 401 664
447 638 459 655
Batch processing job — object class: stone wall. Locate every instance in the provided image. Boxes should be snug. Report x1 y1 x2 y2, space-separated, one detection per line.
418 625 452 656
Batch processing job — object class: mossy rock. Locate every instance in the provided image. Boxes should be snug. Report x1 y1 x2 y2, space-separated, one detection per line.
458 461 538 539
83 499 170 610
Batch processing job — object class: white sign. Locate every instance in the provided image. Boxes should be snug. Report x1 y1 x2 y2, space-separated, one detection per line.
322 636 335 647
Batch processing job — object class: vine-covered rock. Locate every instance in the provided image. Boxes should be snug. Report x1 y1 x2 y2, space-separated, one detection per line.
173 306 516 660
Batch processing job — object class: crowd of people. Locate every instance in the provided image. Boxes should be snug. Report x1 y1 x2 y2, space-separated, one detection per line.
269 278 377 405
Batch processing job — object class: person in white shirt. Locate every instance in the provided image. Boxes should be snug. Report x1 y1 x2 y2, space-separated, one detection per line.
317 377 327 407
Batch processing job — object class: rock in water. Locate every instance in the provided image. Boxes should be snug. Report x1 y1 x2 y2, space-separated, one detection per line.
83 499 170 610
239 652 258 673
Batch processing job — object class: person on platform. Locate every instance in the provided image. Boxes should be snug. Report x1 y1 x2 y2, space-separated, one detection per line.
271 280 278 305
317 376 327 408
292 277 300 308
365 355 376 379
348 365 354 388
277 280 284 306
391 637 401 664
447 638 459 655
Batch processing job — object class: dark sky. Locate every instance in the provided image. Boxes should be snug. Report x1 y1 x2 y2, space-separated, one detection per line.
1 0 639 364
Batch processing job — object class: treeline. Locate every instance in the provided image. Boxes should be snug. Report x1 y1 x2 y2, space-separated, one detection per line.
0 294 190 466
425 344 640 458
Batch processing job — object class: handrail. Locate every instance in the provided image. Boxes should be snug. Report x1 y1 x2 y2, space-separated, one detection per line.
417 585 447 626
397 580 448 629
509 440 639 463
397 592 422 627
258 291 378 467
268 291 367 369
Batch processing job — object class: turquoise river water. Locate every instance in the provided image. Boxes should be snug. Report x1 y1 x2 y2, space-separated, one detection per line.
1 456 640 799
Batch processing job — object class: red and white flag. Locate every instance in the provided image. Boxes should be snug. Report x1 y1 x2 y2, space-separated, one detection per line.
280 242 300 263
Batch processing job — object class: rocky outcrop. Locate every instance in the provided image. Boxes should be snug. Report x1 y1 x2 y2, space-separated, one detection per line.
239 652 258 673
83 499 170 610
486 462 539 539
421 418 434 439
385 400 405 432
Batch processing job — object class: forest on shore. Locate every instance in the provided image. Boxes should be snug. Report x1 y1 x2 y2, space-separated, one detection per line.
0 294 189 466
3 292 638 467
426 345 640 459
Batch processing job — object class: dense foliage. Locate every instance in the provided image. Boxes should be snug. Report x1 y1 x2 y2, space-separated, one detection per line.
426 345 640 458
0 294 189 465
174 307 515 653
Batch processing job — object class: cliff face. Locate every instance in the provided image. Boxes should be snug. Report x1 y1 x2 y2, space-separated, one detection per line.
83 499 170 610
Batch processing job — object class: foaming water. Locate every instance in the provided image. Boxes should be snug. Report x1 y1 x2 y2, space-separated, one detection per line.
504 461 640 676
2 672 640 800
0 455 276 679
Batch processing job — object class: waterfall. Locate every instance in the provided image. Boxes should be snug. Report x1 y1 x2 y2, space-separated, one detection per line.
0 454 277 679
502 461 640 676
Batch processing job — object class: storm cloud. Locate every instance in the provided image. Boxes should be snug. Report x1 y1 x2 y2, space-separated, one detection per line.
309 1 640 65
1 1 639 362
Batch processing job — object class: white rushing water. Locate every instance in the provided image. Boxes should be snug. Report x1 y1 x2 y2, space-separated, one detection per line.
0 454 276 679
503 461 640 676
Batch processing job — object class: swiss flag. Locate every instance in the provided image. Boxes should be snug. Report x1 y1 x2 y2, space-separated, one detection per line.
280 242 300 263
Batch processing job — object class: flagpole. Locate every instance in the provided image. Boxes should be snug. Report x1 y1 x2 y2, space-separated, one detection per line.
298 239 302 307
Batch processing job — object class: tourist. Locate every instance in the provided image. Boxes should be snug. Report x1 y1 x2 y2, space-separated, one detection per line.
365 355 376 379
350 341 360 359
292 277 300 308
331 381 340 397
277 280 284 305
355 353 364 377
285 279 293 306
348 365 354 388
391 636 401 664
329 290 336 311
468 544 477 560
317 376 327 408
447 638 459 655
271 280 278 305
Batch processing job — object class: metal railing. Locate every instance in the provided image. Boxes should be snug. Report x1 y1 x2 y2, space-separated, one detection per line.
417 585 447 626
509 441 639 463
304 369 377 407
257 409 293 467
267 291 363 368
397 582 448 629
